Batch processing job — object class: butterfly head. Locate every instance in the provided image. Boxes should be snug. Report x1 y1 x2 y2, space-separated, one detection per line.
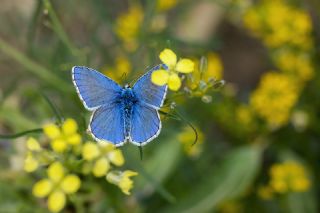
124 84 131 89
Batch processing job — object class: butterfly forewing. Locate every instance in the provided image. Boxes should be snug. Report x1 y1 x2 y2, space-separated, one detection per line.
72 66 122 110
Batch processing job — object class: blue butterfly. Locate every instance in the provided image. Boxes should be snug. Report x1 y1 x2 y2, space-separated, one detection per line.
72 65 167 146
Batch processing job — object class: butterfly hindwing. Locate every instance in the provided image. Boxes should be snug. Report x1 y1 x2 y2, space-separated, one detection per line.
130 103 161 146
133 64 167 109
72 66 122 110
89 104 126 146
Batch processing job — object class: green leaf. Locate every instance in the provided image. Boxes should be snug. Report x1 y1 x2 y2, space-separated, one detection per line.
130 136 182 203
163 144 263 213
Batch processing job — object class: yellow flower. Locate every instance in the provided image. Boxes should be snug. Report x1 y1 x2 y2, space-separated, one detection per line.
93 158 110 177
61 175 81 194
267 161 310 194
48 190 66 213
82 142 100 161
33 179 53 198
106 170 138 195
48 162 65 183
24 153 39 172
43 123 60 139
152 49 194 91
27 137 42 151
250 72 298 128
156 0 178 12
43 118 81 153
107 149 125 166
32 162 81 213
115 5 144 52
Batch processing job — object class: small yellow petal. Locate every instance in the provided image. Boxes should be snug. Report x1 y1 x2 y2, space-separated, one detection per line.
67 134 81 145
175 58 194 73
159 48 177 67
32 179 53 198
82 142 100 161
93 158 110 177
151 69 169 86
168 73 181 91
43 124 61 139
48 162 65 183
123 170 138 177
24 154 39 172
99 143 115 153
51 139 67 153
106 170 138 195
27 137 41 151
48 190 66 213
61 174 81 194
62 118 78 135
108 149 125 166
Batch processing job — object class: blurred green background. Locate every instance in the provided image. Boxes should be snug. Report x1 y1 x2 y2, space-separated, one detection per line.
0 0 320 212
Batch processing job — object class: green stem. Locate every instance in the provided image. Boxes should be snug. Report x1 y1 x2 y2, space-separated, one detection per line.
0 128 43 139
0 37 71 92
42 0 83 57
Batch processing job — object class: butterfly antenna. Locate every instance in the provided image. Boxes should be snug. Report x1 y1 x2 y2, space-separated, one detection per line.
174 108 198 146
121 72 127 83
139 146 143 160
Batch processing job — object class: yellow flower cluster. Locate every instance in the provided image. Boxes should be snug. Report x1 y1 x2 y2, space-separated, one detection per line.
244 0 313 50
250 72 298 128
258 161 311 200
115 5 144 52
151 49 195 91
24 118 138 212
178 126 204 158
